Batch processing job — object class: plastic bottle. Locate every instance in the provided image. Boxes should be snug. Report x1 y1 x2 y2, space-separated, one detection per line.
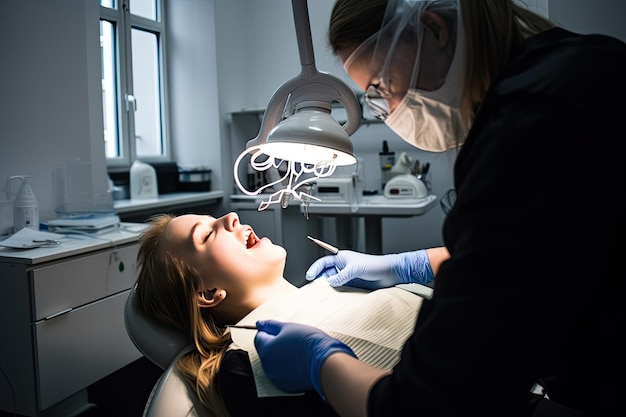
6 175 39 233
130 160 158 199
379 140 395 190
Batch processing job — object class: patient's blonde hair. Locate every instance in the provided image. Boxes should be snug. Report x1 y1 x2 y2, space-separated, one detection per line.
136 214 232 417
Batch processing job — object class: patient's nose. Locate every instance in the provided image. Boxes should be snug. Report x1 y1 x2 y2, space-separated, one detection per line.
222 212 239 231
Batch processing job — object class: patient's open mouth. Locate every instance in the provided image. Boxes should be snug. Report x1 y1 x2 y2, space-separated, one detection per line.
244 229 259 248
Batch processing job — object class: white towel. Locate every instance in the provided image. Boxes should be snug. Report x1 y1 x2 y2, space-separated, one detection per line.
230 278 424 397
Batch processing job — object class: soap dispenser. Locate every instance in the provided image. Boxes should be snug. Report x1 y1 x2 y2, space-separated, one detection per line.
6 175 39 233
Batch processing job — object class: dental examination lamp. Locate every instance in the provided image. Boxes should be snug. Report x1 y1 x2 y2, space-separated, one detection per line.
233 0 361 211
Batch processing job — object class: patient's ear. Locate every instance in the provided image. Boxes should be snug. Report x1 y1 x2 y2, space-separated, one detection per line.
198 288 226 308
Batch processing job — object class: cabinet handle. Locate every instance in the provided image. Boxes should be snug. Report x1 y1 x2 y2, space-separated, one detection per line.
44 308 73 320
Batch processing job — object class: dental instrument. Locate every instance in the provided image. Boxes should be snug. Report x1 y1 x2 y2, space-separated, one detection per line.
226 324 258 330
307 235 339 254
32 239 62 246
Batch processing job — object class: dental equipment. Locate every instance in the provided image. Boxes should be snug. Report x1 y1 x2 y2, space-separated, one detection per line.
32 239 62 246
233 0 361 212
307 235 339 254
226 324 258 330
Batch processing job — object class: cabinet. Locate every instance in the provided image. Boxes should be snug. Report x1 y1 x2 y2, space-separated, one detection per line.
0 225 145 416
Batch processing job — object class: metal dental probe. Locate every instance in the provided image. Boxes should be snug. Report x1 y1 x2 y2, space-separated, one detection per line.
307 235 339 254
226 324 258 330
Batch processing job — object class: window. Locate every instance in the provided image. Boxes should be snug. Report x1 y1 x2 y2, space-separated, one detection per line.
100 0 170 169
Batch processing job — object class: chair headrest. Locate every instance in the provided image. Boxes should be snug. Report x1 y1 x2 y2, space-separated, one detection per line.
125 283 192 370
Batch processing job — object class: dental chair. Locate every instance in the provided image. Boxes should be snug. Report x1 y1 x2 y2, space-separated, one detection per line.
124 284 212 417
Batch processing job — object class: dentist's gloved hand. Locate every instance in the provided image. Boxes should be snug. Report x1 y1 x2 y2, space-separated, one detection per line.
305 249 434 290
254 320 356 399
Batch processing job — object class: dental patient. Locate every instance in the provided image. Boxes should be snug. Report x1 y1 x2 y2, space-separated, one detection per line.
135 212 426 417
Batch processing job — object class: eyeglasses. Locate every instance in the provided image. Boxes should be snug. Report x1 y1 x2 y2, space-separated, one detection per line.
439 188 456 215
364 81 391 121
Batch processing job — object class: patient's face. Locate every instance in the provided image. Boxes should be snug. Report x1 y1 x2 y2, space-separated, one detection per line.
163 212 287 293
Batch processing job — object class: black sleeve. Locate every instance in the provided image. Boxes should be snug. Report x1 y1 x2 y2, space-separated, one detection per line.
217 349 340 417
368 29 626 417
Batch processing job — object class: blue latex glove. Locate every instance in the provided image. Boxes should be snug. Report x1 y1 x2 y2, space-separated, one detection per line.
254 320 356 399
305 249 434 289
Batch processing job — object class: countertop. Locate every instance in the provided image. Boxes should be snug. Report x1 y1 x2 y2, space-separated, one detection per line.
113 190 224 213
0 223 147 264
302 194 438 216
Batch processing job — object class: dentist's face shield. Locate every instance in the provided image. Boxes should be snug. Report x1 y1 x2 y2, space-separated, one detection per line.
343 0 466 152
344 0 459 120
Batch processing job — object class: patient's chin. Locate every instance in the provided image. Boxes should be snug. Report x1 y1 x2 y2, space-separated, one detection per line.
263 243 287 265
279 247 287 259
275 249 287 264
265 238 287 257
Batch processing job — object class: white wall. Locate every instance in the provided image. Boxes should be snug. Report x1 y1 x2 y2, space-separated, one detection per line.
0 0 107 223
215 0 351 113
166 0 224 202
550 0 626 41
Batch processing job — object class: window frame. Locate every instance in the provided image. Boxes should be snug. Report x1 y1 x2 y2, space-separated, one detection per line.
100 0 172 171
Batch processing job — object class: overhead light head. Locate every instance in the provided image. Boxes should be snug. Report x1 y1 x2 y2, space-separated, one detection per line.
261 101 356 166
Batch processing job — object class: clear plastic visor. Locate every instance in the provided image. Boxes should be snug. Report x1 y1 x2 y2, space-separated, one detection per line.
343 0 458 120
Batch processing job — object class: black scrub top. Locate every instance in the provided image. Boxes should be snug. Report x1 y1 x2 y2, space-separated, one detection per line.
218 348 340 417
368 27 626 416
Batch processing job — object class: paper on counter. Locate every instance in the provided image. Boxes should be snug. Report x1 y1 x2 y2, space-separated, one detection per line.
230 278 424 397
0 228 64 249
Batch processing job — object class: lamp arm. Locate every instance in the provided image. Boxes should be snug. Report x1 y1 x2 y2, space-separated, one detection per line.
290 0 361 133
292 0 315 72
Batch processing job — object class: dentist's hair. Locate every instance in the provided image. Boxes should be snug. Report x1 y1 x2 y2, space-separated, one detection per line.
136 213 232 417
327 0 555 125
460 0 555 119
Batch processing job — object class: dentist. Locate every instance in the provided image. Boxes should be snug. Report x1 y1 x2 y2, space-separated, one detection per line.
254 0 626 416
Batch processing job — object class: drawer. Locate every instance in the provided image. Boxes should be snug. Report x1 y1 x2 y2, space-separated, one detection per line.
31 243 138 321
34 290 141 410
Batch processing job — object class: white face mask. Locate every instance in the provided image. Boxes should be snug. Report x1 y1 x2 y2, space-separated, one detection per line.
383 85 467 152
384 2 467 152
